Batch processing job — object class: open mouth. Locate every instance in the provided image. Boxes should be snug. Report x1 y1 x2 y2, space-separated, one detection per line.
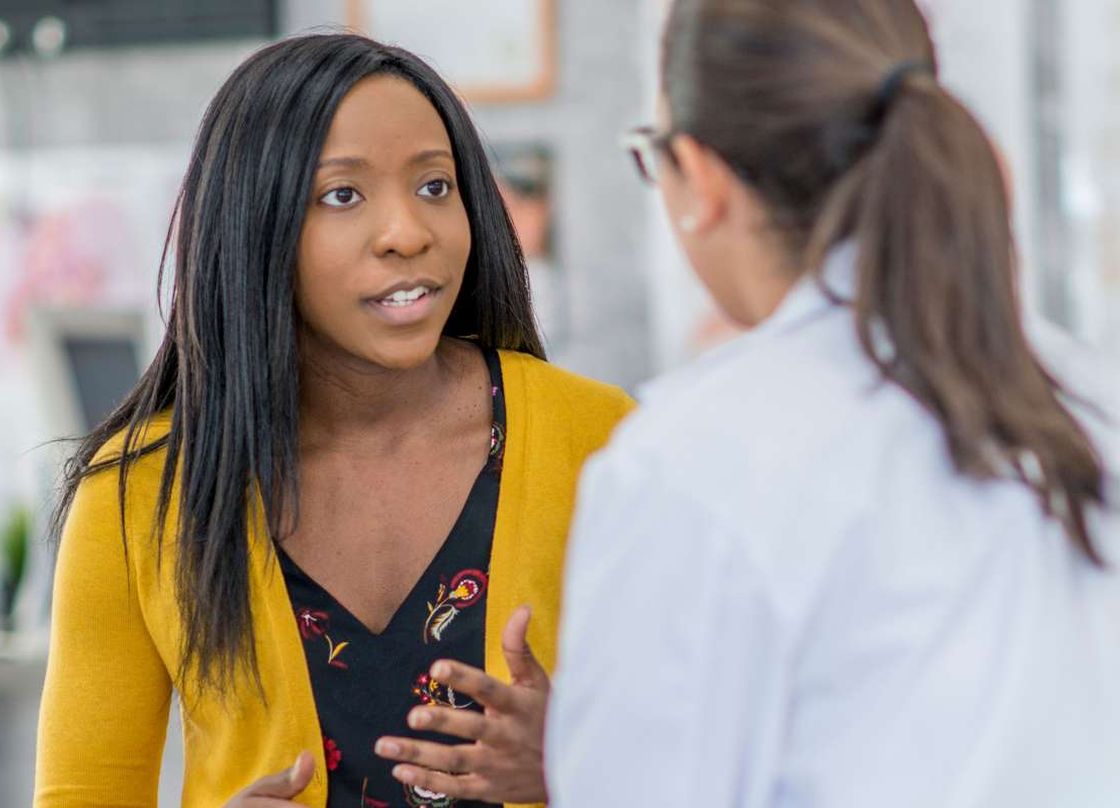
374 285 436 308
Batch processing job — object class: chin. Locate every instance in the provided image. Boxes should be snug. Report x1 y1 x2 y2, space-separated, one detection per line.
359 329 446 371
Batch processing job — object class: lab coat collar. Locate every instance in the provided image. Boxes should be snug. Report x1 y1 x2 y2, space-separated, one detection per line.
639 242 858 404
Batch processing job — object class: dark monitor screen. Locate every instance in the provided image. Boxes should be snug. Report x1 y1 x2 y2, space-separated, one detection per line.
62 336 140 431
0 1 278 53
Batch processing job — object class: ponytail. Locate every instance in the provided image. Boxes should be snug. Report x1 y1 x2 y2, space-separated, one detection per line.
810 73 1106 564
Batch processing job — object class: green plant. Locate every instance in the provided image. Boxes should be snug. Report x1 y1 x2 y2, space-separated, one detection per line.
1 503 31 630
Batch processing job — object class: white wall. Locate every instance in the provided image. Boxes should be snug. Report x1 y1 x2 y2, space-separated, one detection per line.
1064 0 1120 356
923 0 1039 297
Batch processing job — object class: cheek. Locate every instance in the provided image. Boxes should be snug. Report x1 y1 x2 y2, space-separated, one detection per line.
444 206 473 284
294 220 352 322
298 214 352 272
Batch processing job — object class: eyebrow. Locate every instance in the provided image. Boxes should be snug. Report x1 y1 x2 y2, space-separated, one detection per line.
408 149 454 166
316 149 454 171
317 156 369 170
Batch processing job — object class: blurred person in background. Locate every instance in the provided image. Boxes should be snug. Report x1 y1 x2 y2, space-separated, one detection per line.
548 0 1120 806
35 33 632 808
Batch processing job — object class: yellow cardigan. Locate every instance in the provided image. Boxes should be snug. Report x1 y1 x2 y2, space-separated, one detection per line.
35 351 634 808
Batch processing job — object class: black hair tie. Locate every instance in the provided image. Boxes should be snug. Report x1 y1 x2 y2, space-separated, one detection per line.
831 61 935 173
876 59 935 114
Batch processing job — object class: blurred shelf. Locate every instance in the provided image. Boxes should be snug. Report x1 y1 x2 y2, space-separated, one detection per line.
0 634 45 808
0 654 45 689
0 629 48 668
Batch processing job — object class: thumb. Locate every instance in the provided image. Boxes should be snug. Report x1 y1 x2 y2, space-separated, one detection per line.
244 750 315 799
501 605 549 689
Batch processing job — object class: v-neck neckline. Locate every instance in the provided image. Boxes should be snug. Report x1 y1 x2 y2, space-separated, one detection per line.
277 346 505 640
276 453 496 640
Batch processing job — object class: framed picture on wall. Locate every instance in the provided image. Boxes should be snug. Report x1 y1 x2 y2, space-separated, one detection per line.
346 0 556 103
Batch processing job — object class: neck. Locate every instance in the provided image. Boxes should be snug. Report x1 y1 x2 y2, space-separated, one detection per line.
298 335 458 446
716 226 798 328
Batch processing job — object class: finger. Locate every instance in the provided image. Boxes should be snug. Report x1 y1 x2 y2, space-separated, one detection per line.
430 659 517 712
374 736 477 774
241 751 314 800
391 764 486 802
406 703 492 741
500 605 550 689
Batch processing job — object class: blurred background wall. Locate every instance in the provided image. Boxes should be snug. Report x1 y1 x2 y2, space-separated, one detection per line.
1 0 1118 804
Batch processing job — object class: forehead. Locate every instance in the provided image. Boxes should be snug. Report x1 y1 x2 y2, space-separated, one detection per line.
321 74 452 157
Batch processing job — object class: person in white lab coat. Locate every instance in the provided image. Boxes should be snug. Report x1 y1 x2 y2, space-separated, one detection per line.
546 1 1120 806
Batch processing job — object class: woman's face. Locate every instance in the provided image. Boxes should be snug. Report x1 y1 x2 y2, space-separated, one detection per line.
296 75 471 371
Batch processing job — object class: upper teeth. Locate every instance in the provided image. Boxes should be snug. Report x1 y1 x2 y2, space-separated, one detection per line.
381 286 431 305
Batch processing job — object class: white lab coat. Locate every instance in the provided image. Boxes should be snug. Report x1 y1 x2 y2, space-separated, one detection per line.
547 248 1120 808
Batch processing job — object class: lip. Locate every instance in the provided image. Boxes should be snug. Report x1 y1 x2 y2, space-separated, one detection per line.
362 283 443 327
369 278 443 300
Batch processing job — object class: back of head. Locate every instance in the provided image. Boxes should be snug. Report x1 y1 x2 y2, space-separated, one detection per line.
662 0 1107 563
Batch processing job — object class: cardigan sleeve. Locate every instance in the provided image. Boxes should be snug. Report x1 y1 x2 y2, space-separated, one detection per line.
35 463 173 808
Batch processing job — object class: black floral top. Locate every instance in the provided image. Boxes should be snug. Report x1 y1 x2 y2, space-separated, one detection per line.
279 349 505 808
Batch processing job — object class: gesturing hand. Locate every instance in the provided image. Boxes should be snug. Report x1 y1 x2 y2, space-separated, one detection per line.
374 605 550 804
224 750 314 807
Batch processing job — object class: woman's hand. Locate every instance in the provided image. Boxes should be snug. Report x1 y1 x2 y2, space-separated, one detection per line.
224 750 314 807
374 605 550 804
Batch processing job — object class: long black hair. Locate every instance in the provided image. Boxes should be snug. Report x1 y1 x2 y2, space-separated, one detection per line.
52 34 545 694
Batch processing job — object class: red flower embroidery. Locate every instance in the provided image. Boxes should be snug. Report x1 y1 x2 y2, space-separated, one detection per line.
294 607 350 668
448 570 487 607
423 570 489 643
323 735 342 771
412 671 474 709
296 608 330 640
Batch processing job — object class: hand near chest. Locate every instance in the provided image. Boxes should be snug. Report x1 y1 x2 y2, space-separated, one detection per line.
374 605 551 804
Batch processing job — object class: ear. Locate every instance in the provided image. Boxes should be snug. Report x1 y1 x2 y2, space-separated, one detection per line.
668 135 736 235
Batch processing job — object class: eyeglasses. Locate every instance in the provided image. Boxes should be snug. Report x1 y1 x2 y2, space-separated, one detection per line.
621 125 675 186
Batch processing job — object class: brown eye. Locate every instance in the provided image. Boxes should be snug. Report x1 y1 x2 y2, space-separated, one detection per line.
419 179 452 199
321 187 362 208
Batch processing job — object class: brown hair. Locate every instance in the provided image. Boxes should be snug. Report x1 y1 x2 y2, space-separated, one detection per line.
663 0 1106 563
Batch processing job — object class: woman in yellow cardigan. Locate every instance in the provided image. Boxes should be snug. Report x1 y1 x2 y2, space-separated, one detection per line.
35 35 633 808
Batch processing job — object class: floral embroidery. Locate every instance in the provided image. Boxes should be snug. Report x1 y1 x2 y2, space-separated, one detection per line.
422 569 488 644
404 783 456 808
323 735 342 771
412 671 474 709
279 349 504 807
296 608 329 639
324 635 350 669
360 777 390 808
487 422 505 474
489 422 505 460
295 607 350 669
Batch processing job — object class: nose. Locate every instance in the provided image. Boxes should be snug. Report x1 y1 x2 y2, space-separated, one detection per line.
371 194 434 260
